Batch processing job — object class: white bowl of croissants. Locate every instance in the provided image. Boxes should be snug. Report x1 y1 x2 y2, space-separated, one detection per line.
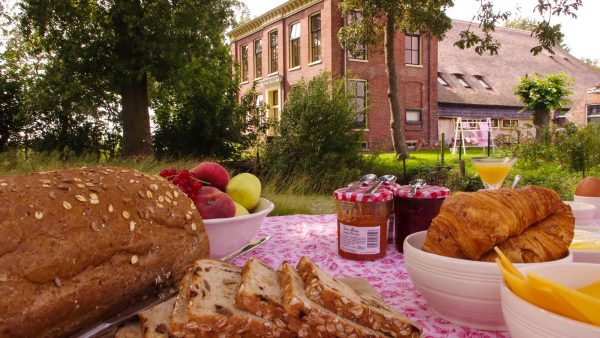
403 186 575 331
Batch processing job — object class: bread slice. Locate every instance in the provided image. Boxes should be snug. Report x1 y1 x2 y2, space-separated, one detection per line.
297 256 421 337
115 322 143 338
170 270 193 335
185 259 289 337
138 297 176 338
235 258 301 330
277 262 386 338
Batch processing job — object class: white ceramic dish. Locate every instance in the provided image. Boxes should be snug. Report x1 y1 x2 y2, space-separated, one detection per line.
203 198 274 258
564 201 598 223
571 226 600 263
403 231 573 331
574 195 600 218
501 263 600 338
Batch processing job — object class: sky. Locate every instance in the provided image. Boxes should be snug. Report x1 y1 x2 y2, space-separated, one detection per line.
240 0 600 61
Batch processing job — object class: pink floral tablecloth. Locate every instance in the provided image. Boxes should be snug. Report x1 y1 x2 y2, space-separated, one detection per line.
231 214 513 338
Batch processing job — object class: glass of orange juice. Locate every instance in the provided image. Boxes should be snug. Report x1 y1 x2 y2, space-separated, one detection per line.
470 157 517 190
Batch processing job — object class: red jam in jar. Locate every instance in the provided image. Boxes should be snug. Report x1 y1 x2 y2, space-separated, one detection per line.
334 185 394 261
394 185 450 252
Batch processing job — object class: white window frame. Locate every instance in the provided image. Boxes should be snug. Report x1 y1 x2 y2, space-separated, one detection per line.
406 109 422 123
346 79 368 129
437 73 449 86
587 105 600 124
475 75 492 89
502 119 519 128
455 74 471 88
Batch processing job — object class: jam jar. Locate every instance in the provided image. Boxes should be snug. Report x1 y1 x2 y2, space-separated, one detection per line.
394 185 450 252
334 185 394 260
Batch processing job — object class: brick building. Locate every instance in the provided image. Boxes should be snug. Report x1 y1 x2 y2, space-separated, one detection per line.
227 0 438 151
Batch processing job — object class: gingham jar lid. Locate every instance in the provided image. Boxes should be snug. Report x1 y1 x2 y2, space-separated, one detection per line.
334 184 394 202
394 185 450 199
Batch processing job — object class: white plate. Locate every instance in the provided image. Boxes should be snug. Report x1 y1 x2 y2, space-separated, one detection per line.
571 226 600 263
564 201 597 221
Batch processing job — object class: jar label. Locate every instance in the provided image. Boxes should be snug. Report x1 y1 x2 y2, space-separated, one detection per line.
340 223 381 255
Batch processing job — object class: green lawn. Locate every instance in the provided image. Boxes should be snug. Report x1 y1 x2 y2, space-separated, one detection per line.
0 148 593 215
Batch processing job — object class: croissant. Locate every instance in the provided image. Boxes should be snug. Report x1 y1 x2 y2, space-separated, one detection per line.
422 186 574 262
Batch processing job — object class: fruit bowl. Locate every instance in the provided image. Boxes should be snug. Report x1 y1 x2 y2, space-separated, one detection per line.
202 198 274 258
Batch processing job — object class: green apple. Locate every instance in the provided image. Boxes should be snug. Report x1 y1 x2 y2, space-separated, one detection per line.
234 201 250 216
226 173 261 210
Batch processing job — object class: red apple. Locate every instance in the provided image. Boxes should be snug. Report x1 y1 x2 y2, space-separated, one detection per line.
194 186 236 219
190 162 230 191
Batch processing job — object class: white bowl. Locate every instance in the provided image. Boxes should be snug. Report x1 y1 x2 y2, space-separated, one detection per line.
501 263 600 338
574 195 600 218
203 198 273 258
571 226 600 263
403 231 573 331
564 201 598 223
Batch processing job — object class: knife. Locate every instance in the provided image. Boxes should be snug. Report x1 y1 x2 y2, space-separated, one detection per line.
72 236 273 338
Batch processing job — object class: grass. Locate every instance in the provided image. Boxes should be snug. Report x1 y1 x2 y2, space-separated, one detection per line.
1 147 595 215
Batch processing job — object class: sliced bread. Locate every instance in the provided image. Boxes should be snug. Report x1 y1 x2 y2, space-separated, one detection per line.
277 262 386 338
115 322 143 338
235 258 301 330
297 256 421 337
185 259 289 337
138 297 176 338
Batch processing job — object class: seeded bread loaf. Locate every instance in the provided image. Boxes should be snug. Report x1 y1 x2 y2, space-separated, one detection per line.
297 257 421 337
184 259 290 337
235 258 301 330
277 262 386 338
0 167 209 338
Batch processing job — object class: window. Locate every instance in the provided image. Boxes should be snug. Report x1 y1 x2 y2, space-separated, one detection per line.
437 73 449 86
254 40 262 79
455 74 471 88
289 22 301 68
491 118 499 128
588 105 600 124
240 44 249 82
475 75 492 89
269 30 278 73
347 80 367 129
502 119 519 128
310 13 321 63
361 141 369 151
404 34 420 65
347 12 366 60
406 110 421 123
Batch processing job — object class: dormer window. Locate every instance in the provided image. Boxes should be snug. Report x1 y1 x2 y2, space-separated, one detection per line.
437 73 449 86
454 74 470 88
475 75 492 90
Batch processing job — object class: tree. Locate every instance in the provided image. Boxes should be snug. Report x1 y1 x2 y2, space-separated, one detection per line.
504 16 538 31
19 0 241 156
339 0 582 160
514 72 573 140
581 58 600 71
504 16 570 52
264 73 363 193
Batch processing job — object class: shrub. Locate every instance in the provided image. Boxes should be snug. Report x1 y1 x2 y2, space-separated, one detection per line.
263 73 363 193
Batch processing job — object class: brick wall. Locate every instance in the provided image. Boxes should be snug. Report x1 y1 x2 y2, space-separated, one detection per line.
230 0 439 151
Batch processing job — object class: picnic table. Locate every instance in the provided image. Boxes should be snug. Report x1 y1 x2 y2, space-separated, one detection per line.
230 214 600 338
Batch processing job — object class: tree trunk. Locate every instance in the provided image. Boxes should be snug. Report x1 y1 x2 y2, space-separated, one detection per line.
120 74 153 156
112 0 153 157
384 13 409 160
533 107 551 141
